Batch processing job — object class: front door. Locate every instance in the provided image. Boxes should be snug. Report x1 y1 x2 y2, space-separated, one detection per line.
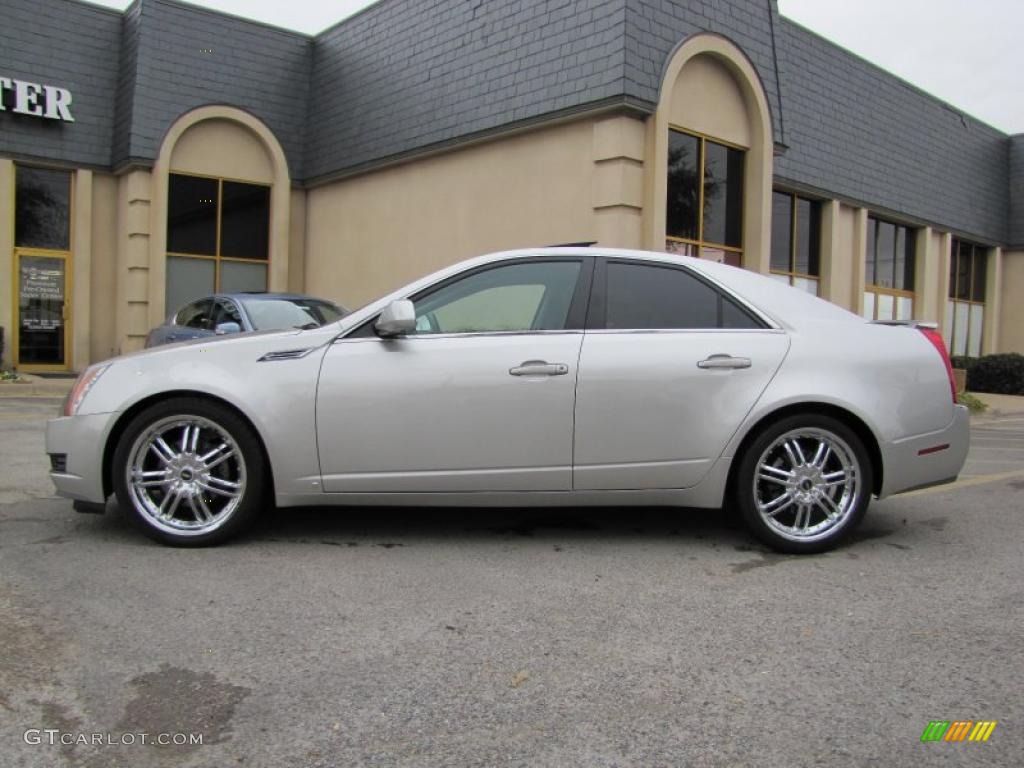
16 252 70 371
316 258 591 493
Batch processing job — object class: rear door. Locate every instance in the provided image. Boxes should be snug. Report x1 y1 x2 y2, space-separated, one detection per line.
573 258 790 490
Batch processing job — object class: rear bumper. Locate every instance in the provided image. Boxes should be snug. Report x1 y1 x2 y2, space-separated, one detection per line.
879 405 970 498
45 412 114 504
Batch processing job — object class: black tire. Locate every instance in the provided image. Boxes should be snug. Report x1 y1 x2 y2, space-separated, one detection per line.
734 414 873 554
112 397 268 546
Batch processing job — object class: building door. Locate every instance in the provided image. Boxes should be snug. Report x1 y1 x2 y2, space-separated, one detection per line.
15 252 70 370
13 166 73 372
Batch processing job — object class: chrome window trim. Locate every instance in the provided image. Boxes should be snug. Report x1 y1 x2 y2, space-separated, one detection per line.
583 328 787 336
333 329 584 344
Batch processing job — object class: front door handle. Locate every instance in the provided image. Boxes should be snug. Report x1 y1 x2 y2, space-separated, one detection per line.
697 354 751 370
509 360 569 377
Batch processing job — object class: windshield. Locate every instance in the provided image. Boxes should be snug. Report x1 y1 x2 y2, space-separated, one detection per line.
240 297 346 330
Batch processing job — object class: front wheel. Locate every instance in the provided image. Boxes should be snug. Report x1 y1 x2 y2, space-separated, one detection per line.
112 397 267 546
734 415 873 554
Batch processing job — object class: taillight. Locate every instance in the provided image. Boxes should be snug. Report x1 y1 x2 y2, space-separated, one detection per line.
918 327 957 403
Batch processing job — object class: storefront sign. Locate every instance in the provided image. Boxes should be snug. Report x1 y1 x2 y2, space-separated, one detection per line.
0 76 74 122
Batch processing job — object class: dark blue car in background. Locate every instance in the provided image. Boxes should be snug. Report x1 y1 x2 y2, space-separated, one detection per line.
145 293 347 348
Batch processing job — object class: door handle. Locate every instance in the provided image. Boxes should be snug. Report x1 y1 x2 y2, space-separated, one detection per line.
509 360 569 377
697 354 751 370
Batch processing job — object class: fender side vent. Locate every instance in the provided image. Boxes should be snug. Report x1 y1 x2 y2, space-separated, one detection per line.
258 348 314 362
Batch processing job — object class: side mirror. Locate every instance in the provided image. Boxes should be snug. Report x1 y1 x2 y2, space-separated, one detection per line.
375 300 416 338
215 321 242 336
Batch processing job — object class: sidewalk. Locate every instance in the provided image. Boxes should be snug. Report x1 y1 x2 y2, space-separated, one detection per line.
0 373 75 398
969 392 1024 421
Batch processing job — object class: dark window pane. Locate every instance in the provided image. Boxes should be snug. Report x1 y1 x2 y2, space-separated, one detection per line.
865 218 877 286
949 239 960 299
703 141 744 247
605 262 719 329
875 220 895 289
16 167 70 250
893 226 906 291
722 296 762 329
168 175 217 255
220 182 270 259
770 192 792 272
211 298 243 328
971 247 987 302
795 198 820 276
897 227 916 291
955 242 972 300
666 131 700 240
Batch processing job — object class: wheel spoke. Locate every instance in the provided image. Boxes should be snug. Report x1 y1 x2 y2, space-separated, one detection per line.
783 440 803 468
189 424 201 454
793 503 811 531
815 493 841 519
133 469 171 489
205 450 236 472
151 437 177 465
763 496 795 518
159 488 182 520
822 470 849 487
200 442 230 463
194 494 215 523
811 441 831 469
199 478 241 498
762 490 794 511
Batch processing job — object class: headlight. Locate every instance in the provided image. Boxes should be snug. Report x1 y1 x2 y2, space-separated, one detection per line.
63 363 112 417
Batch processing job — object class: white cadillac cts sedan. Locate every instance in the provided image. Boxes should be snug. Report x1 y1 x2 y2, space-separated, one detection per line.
47 249 969 552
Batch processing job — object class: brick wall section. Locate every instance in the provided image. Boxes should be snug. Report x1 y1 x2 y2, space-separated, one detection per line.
623 0 784 143
121 0 312 178
774 19 1010 245
1010 135 1024 248
305 0 628 181
0 0 121 168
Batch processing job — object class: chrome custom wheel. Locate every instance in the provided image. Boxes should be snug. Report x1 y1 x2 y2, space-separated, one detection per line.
736 415 872 553
113 397 266 546
126 415 246 536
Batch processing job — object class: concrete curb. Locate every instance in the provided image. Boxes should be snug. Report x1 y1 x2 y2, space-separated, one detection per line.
0 374 74 399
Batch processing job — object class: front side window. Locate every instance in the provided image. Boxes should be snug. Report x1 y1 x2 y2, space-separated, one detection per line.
666 129 744 266
863 216 916 321
166 173 270 313
770 191 821 295
176 299 213 330
946 239 987 357
412 261 582 335
602 261 762 330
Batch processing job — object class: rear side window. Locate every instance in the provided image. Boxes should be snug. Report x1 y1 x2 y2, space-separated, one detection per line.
603 262 762 330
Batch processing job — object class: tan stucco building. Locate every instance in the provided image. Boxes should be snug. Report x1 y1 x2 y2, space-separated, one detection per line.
2 0 1021 373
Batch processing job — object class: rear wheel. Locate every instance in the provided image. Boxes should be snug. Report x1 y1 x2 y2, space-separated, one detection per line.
735 414 873 554
112 397 266 546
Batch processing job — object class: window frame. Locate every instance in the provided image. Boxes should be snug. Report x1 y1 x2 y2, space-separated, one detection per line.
665 126 745 266
585 257 769 332
770 190 821 294
863 215 917 322
947 238 988 357
166 171 272 299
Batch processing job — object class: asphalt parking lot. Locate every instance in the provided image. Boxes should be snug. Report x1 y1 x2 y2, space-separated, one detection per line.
1 395 1022 767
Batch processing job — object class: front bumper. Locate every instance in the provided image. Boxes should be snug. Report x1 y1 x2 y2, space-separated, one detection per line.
45 412 116 504
880 404 970 498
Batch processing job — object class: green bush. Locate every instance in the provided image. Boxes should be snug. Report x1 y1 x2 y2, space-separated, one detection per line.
963 353 1024 396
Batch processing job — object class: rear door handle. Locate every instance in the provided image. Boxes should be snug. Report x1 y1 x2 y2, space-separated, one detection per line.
697 354 751 370
509 360 569 377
